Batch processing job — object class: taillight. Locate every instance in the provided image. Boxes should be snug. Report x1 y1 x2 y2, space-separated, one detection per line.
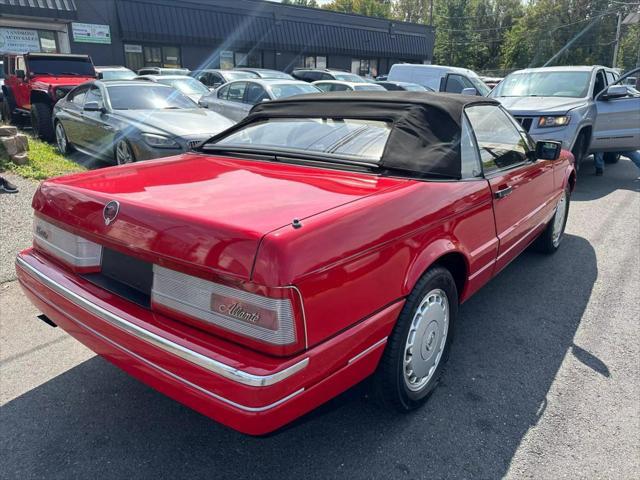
151 265 306 356
33 217 101 271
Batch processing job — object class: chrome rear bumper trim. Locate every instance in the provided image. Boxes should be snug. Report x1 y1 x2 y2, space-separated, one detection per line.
16 256 308 387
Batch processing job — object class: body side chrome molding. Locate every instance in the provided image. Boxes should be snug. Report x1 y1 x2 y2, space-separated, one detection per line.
348 337 388 365
16 257 308 387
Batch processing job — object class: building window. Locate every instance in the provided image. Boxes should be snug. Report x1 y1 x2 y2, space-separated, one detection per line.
123 44 181 71
0 27 59 54
219 50 262 70
351 58 378 78
303 55 327 69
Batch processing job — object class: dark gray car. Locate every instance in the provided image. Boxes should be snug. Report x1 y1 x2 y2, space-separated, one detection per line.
53 80 234 164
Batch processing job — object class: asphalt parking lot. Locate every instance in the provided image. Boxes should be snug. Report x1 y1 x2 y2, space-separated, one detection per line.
1 156 639 480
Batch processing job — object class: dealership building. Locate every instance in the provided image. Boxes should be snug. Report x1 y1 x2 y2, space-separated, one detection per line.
0 0 435 77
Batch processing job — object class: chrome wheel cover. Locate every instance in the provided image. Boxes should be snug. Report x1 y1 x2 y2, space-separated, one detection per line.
552 190 567 247
116 140 133 164
55 123 67 153
403 288 449 392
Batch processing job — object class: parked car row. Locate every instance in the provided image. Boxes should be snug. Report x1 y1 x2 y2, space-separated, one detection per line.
2 52 638 174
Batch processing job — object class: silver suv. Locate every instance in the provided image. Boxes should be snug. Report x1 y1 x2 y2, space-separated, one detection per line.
490 66 640 170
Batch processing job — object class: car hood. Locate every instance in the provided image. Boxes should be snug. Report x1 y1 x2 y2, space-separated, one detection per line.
115 109 234 138
32 154 406 281
31 75 95 89
493 96 587 115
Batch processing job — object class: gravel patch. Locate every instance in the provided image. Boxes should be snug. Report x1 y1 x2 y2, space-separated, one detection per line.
0 172 39 283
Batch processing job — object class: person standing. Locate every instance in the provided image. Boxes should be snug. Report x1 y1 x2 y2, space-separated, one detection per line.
594 151 640 176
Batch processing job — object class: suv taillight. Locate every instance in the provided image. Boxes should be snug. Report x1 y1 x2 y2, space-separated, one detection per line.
151 265 306 356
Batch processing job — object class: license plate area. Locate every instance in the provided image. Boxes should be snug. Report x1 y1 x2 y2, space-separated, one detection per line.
82 248 153 308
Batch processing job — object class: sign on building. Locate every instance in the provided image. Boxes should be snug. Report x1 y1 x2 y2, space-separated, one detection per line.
0 28 41 54
72 23 111 44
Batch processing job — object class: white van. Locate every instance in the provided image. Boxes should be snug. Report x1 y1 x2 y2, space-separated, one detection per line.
388 64 490 96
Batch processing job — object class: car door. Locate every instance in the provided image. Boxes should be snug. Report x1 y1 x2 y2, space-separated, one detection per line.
466 104 555 274
58 85 89 147
243 82 267 114
221 81 248 122
591 70 640 152
13 56 30 109
78 85 115 156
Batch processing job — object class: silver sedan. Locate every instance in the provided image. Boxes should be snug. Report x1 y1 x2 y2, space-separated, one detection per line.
53 80 234 164
199 79 321 122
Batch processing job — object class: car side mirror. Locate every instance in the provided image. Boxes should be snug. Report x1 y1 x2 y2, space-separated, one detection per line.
96 72 104 79
601 85 628 100
16 69 25 80
461 87 477 96
84 101 105 113
536 141 562 160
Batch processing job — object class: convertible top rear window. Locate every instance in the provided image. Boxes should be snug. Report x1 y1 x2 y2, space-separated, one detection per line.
214 118 391 162
204 92 501 178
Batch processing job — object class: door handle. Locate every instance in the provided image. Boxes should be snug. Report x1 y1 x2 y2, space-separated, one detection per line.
495 185 513 199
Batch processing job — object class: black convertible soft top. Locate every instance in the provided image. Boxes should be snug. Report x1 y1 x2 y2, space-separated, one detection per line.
210 92 499 179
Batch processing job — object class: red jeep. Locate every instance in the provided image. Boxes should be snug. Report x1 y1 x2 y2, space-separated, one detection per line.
1 53 96 141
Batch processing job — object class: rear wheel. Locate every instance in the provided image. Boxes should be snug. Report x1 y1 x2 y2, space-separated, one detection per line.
374 266 457 411
603 152 620 164
31 102 55 141
115 139 135 165
1 96 22 125
534 185 570 254
54 121 73 154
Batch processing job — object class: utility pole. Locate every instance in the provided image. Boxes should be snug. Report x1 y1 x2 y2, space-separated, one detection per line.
612 12 622 68
429 0 434 26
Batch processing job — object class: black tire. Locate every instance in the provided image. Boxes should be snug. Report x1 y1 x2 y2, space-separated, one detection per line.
603 152 620 164
1 95 22 125
533 185 571 254
374 266 458 411
571 133 588 173
31 102 55 141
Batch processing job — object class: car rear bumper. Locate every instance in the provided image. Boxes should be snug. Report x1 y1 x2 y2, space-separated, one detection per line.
16 249 402 435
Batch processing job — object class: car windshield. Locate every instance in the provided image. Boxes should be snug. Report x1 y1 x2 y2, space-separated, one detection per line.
225 71 259 80
106 85 197 110
160 77 209 95
492 71 591 98
268 83 320 99
211 118 391 162
354 84 386 91
27 57 95 76
334 73 364 82
100 69 136 80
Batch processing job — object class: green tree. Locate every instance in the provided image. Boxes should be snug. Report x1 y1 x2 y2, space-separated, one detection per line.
281 0 319 7
322 0 393 19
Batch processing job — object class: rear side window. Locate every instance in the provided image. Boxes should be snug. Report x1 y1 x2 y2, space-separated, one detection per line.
217 84 229 99
465 105 528 174
461 115 482 178
67 86 89 106
227 82 246 102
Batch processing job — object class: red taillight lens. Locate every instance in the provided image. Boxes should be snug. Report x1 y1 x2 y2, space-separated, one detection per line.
33 217 101 272
151 265 306 355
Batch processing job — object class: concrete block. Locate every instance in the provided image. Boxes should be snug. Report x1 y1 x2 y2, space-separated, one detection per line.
10 152 29 165
14 133 29 152
1 136 18 156
0 125 18 137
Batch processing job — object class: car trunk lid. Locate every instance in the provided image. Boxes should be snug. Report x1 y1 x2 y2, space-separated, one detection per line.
33 153 406 281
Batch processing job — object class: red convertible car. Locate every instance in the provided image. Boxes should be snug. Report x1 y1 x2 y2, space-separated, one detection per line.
16 92 575 435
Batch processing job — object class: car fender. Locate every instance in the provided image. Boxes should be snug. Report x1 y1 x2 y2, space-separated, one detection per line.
402 237 469 297
567 103 595 150
30 89 52 106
